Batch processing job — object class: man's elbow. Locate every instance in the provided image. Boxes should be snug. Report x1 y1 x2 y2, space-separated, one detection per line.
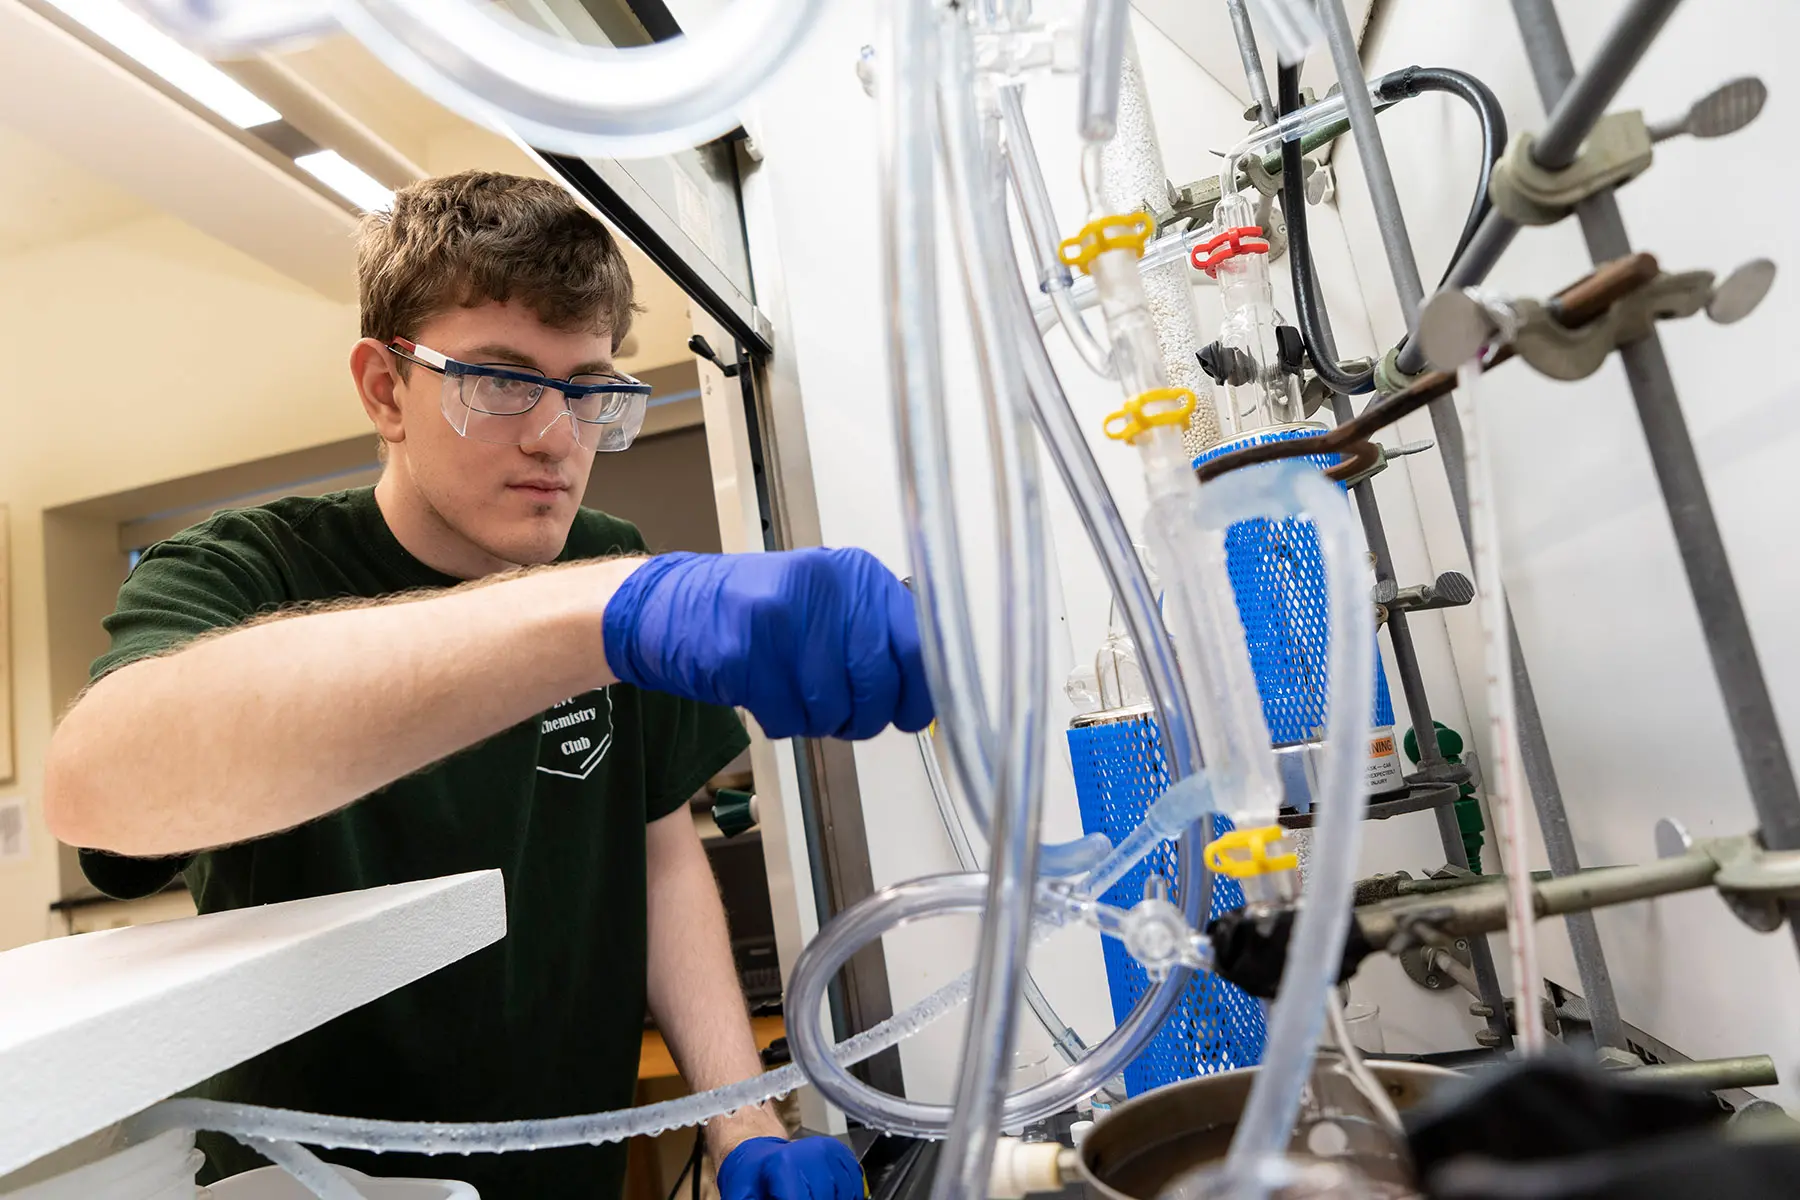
43 718 110 850
43 680 150 853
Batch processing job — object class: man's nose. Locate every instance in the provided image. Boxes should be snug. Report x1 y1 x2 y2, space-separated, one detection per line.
524 400 580 458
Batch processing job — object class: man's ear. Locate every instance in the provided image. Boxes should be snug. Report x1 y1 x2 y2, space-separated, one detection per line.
350 338 406 447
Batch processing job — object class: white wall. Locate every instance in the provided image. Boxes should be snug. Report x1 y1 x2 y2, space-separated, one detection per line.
1333 0 1800 1097
0 210 367 952
742 0 1474 1101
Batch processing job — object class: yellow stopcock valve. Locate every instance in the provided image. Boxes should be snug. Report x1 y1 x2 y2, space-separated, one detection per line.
1204 825 1298 878
1058 211 1155 275
1104 387 1197 444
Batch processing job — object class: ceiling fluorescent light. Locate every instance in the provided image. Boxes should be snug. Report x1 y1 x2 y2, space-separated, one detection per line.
295 150 395 212
41 0 281 128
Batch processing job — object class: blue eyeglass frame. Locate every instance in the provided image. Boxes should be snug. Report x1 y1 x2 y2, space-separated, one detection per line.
387 337 653 410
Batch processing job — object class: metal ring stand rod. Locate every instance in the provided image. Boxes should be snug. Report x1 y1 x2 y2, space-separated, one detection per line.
1313 0 1629 1049
1505 0 1800 962
1224 0 1277 126
1400 0 1682 375
1221 0 1518 1050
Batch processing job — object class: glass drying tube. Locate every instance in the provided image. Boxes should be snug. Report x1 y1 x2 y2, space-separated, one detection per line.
1194 193 1305 438
1057 112 1283 839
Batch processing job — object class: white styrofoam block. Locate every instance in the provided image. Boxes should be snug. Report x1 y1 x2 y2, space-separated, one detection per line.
209 1164 478 1198
0 871 506 1178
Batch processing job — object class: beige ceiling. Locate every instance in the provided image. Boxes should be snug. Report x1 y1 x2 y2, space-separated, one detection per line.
265 37 447 173
0 124 150 258
259 33 697 375
0 14 694 373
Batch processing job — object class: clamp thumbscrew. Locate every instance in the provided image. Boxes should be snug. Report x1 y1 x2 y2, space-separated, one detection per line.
688 334 741 378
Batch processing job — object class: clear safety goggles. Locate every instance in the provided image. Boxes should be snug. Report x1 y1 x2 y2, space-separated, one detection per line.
388 337 652 453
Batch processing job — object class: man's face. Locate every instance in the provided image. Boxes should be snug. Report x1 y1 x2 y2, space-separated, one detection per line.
390 301 611 568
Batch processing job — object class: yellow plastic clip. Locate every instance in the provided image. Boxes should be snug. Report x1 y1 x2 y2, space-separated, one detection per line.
1203 825 1299 879
1103 387 1197 444
1057 211 1156 275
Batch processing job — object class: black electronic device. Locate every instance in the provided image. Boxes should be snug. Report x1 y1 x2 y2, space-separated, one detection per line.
703 830 783 1007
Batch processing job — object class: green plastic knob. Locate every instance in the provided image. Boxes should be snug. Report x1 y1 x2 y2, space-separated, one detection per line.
1402 720 1465 765
711 789 759 838
1404 721 1486 874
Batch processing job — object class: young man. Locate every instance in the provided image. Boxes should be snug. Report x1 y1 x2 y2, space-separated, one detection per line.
43 171 928 1200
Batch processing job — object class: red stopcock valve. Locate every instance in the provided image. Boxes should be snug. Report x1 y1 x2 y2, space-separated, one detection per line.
1192 226 1271 278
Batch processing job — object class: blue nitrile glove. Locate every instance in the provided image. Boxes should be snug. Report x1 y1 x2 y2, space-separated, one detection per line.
603 548 933 740
718 1136 864 1200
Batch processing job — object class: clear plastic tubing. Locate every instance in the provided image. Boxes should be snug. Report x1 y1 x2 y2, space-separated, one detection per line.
1076 0 1131 142
1454 357 1546 1053
243 1139 369 1200
996 119 1218 1124
134 0 832 159
1083 772 1217 900
1215 462 1374 1185
785 866 1193 1138
987 0 1215 1093
878 8 1096 883
998 87 1116 380
878 0 1212 1154
1138 428 1281 828
1003 196 1205 787
880 0 994 858
132 946 987 1155
779 9 1213 1139
920 731 1101 1068
1216 82 1385 214
1031 225 1220 335
785 874 1058 1140
781 7 1216 1144
133 0 828 158
927 11 1053 1195
1103 35 1221 450
132 496 1194 1164
123 0 338 55
997 148 1221 1125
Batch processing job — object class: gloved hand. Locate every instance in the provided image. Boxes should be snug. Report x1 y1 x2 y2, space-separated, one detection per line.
717 1136 864 1200
603 548 933 740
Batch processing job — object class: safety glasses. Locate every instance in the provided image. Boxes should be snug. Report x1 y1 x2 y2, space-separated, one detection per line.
388 337 653 453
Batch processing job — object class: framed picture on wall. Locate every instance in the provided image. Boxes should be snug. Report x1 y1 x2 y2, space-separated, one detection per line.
0 505 11 785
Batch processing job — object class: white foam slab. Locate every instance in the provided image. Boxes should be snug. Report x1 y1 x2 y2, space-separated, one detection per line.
0 871 506 1178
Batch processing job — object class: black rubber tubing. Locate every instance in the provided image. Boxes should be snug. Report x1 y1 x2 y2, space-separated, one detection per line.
1276 63 1507 392
1279 61 1373 393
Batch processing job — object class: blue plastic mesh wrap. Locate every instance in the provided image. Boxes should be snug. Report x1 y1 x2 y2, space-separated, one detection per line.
1068 710 1267 1096
1191 428 1396 743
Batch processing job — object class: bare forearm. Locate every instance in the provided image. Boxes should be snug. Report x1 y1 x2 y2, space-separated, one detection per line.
645 809 784 1163
45 557 640 856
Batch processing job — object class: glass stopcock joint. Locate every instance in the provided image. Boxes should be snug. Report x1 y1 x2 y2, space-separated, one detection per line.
1119 879 1214 982
1058 211 1156 275
972 22 1080 82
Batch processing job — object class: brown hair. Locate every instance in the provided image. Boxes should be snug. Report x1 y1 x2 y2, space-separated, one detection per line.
357 170 636 351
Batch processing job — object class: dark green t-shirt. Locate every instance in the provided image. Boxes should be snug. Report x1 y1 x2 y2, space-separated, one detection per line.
81 486 750 1200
